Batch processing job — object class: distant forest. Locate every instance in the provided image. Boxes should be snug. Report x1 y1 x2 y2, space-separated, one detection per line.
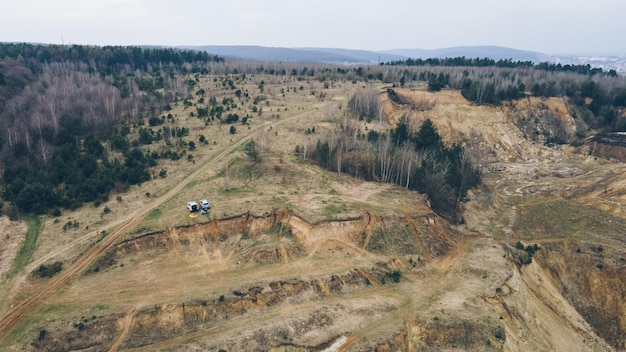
384 56 616 76
1 43 626 216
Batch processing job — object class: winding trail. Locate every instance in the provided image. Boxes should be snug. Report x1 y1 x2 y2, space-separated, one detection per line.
0 107 318 338
108 307 137 352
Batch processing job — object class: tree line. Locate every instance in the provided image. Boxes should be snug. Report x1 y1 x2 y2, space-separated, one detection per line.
0 43 222 72
383 56 615 76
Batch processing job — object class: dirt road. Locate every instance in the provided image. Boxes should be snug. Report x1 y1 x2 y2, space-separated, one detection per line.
0 107 319 337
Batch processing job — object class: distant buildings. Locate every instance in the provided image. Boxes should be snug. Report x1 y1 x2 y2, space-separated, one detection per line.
550 54 626 74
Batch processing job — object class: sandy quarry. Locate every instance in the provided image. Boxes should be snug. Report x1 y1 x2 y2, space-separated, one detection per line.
1 77 625 351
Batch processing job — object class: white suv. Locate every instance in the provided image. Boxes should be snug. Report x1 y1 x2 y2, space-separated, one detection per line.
200 199 211 211
187 201 198 212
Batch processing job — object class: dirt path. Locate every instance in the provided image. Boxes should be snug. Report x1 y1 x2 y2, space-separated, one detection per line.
0 107 319 338
108 307 137 352
431 236 476 278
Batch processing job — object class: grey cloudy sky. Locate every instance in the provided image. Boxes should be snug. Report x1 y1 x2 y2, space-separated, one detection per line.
1 0 624 54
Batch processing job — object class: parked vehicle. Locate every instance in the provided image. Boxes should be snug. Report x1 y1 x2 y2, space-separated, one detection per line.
187 201 198 212
200 199 211 214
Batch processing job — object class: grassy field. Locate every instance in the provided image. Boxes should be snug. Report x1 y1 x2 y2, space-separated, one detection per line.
7 216 40 279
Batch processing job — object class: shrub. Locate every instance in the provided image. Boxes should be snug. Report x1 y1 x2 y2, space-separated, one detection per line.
38 329 47 341
388 270 402 283
148 116 163 126
34 261 63 278
494 326 505 340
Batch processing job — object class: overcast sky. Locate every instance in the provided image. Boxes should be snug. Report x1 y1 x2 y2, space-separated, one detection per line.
1 0 624 54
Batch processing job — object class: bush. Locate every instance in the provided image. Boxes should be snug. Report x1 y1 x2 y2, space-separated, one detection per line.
148 116 163 126
224 113 239 123
34 261 63 278
509 242 540 265
229 126 237 134
494 326 505 340
388 270 402 283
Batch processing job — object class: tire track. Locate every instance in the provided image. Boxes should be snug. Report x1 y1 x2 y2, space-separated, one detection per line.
107 307 137 352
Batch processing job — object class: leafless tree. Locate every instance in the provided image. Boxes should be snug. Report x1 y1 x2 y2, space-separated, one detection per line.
255 131 270 159
336 141 344 174
376 103 385 126
378 134 396 183
396 143 418 188
38 139 52 166
348 88 380 120
224 160 233 191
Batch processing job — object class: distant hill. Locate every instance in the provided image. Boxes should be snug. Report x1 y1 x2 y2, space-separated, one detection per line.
180 45 371 64
296 48 406 64
380 46 547 62
181 45 547 64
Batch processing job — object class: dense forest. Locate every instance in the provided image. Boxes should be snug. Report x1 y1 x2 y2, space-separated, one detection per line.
0 43 222 214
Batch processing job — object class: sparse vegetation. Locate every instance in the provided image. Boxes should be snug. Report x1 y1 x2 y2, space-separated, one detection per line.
1 49 625 352
509 242 541 265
